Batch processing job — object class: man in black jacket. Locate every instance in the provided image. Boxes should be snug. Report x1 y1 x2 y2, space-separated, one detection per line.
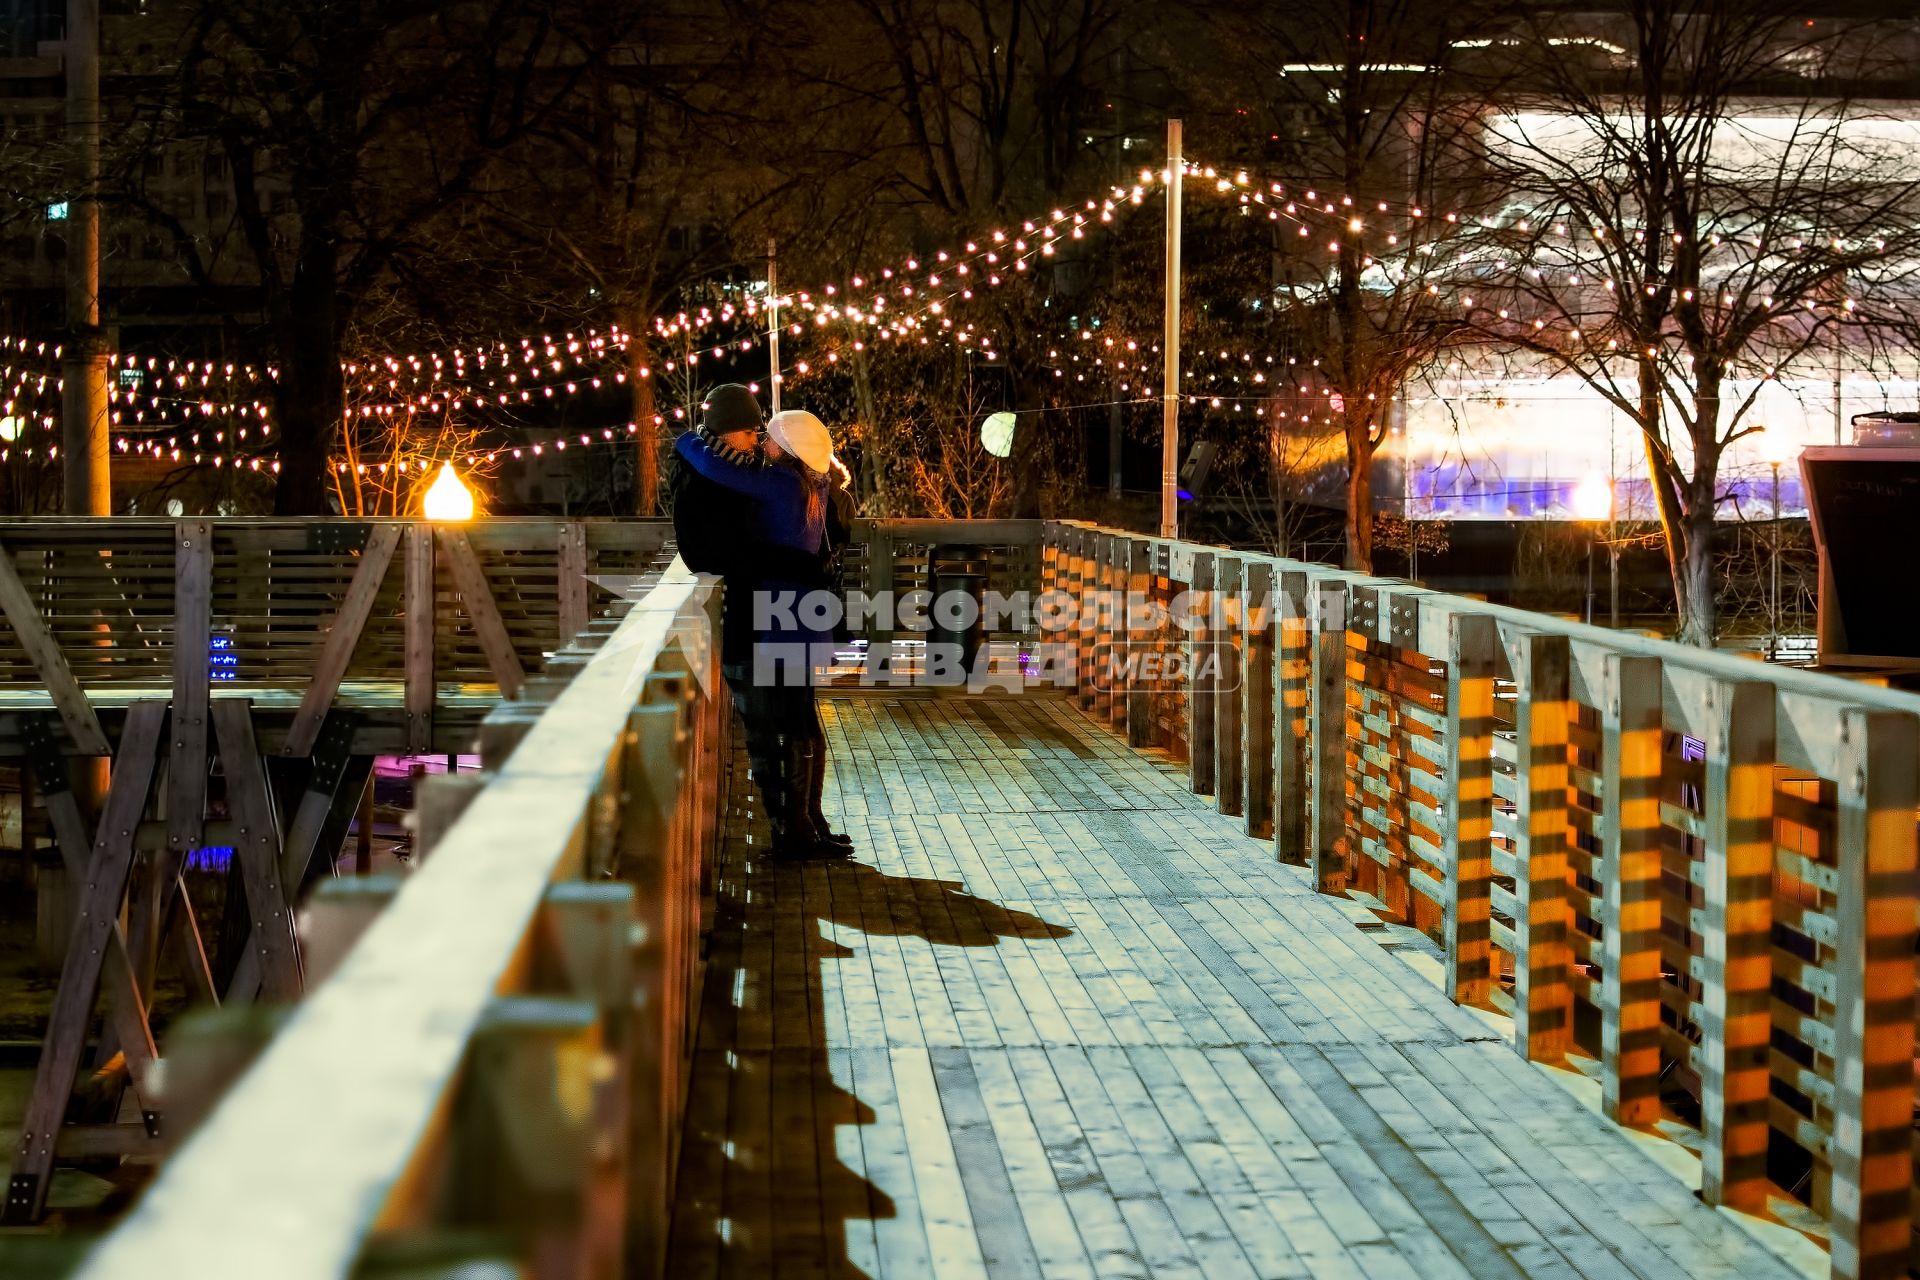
668 384 846 857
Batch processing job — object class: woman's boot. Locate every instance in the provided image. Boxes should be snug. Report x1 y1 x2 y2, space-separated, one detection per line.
776 740 846 859
803 742 854 851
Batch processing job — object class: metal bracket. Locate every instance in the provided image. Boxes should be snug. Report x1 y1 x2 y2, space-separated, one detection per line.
20 713 70 796
307 711 361 792
306 522 372 555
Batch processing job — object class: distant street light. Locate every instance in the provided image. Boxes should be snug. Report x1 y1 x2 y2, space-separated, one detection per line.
1572 473 1615 626
422 461 474 521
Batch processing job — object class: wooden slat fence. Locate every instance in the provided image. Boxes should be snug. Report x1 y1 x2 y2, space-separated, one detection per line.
1044 519 1920 1280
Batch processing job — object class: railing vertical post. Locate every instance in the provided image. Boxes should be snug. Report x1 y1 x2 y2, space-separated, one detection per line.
1442 612 1497 1005
1600 654 1664 1126
1085 532 1107 718
867 524 895 653
1511 632 1574 1061
556 521 590 646
1125 539 1154 748
1274 569 1311 864
1828 708 1918 1280
1242 561 1277 836
1215 556 1245 817
1187 552 1216 795
1104 535 1127 729
1309 578 1349 896
1699 680 1777 1211
404 526 436 754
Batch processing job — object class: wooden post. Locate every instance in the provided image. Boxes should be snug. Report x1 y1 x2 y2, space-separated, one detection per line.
1078 531 1100 714
1309 579 1349 896
1827 708 1918 1280
1103 534 1126 729
404 525 435 753
1187 552 1215 796
1510 632 1573 1061
1600 654 1664 1126
1213 557 1246 817
1698 679 1776 1211
167 518 213 846
1241 562 1275 839
556 521 591 647
1442 612 1497 1006
1273 569 1312 864
1124 540 1153 748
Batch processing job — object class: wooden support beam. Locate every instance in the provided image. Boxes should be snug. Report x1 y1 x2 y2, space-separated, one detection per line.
17 715 159 1111
1827 708 1918 1280
1242 563 1276 839
283 526 401 757
1510 631 1573 1062
167 520 213 858
279 714 366 890
4 700 167 1225
1698 679 1776 1211
1308 579 1349 896
404 526 435 753
1214 557 1246 819
211 701 303 1002
1186 552 1216 796
1442 612 1498 1006
439 530 527 699
0 539 108 754
1600 654 1664 1126
556 521 591 647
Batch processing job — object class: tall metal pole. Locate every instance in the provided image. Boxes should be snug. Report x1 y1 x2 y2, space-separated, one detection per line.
1159 118 1183 539
1769 461 1782 657
61 0 108 515
1831 326 1843 444
766 238 781 415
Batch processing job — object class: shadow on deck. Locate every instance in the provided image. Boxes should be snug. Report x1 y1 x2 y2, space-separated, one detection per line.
664 692 1816 1280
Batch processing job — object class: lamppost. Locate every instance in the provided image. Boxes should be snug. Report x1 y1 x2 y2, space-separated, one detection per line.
1572 472 1614 626
1757 427 1797 659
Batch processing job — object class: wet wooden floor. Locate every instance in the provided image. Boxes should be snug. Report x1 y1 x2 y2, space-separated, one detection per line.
665 692 1809 1280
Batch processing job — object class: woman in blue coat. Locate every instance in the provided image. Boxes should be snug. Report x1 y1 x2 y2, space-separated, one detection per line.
674 407 853 858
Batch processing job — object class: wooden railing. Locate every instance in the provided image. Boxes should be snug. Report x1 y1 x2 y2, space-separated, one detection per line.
72 561 726 1277
1043 520 1920 1280
0 517 674 753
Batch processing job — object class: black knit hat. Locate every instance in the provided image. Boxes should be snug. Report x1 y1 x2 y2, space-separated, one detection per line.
700 383 764 438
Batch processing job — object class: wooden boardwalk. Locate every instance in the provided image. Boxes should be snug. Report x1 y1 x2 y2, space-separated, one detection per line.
664 692 1811 1280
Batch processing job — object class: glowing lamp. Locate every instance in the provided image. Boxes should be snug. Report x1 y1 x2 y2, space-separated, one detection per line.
0 416 18 442
979 411 1016 458
1571 473 1612 521
1756 426 1798 466
422 461 474 521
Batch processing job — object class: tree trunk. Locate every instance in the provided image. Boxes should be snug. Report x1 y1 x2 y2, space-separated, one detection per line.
272 238 342 515
629 327 658 515
1675 507 1717 647
1343 426 1372 572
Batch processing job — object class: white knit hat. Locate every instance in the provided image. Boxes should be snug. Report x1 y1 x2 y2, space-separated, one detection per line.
766 409 834 474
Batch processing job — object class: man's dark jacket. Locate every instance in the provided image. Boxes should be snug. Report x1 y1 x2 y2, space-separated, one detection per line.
668 432 827 667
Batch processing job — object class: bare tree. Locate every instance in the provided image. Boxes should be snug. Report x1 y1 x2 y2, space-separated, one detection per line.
1460 1 1920 643
121 0 617 513
1189 0 1500 572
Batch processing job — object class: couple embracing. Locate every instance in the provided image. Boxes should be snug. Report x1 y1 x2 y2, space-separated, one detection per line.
668 383 857 860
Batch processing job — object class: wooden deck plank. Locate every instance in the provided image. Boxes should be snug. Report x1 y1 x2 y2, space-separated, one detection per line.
664 692 1812 1280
